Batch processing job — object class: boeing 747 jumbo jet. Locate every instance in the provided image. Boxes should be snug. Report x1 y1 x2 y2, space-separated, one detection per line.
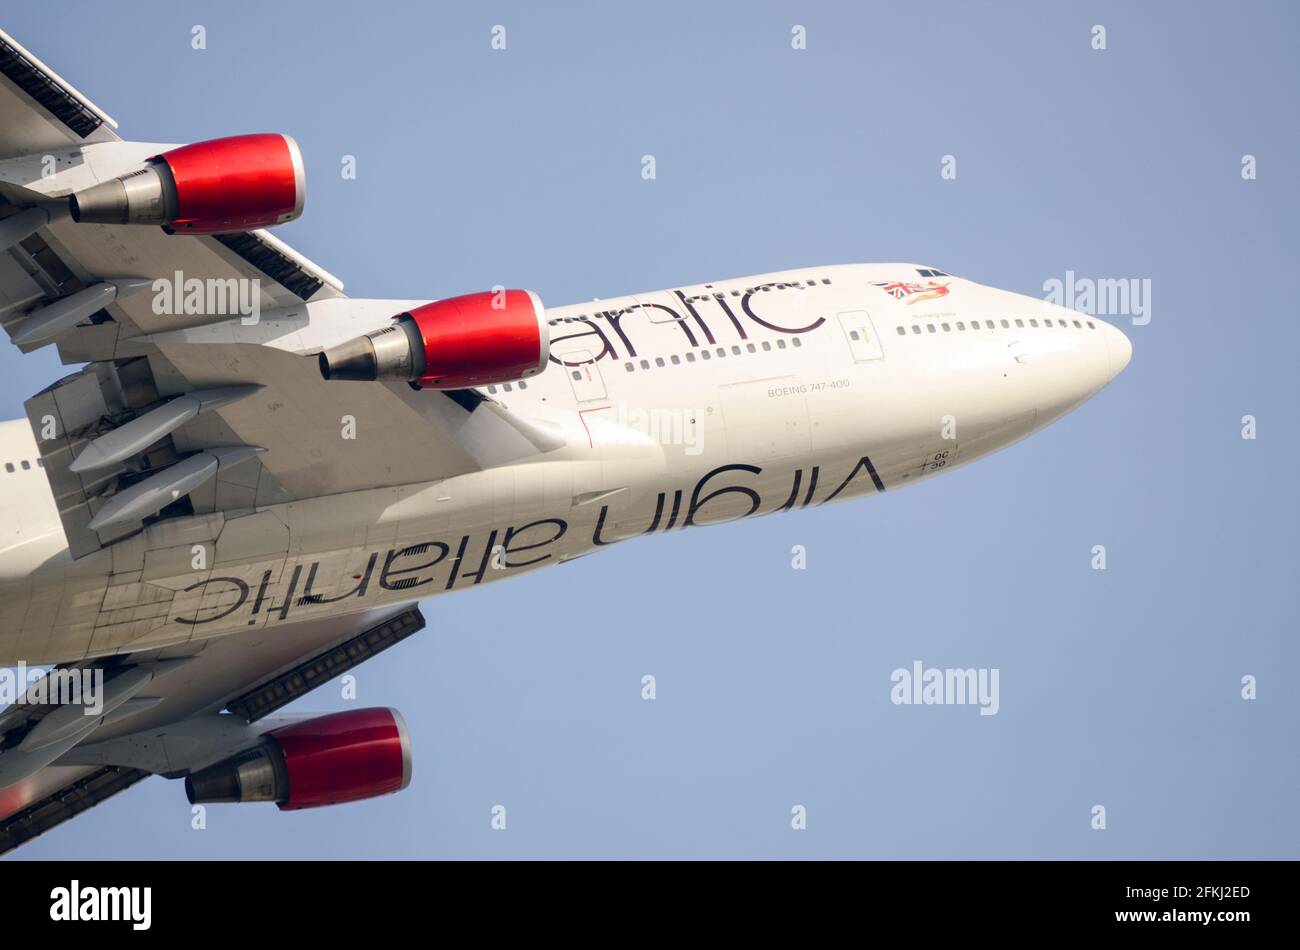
0 28 1128 853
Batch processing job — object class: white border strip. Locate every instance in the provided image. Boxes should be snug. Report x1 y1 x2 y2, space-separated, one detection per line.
252 228 346 294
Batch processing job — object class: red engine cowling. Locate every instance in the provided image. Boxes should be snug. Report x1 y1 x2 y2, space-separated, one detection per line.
184 707 411 810
318 290 550 390
70 133 306 234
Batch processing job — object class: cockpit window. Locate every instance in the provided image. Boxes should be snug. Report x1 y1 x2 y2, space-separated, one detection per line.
916 267 950 278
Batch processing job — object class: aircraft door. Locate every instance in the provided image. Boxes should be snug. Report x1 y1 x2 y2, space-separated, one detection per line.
556 348 607 402
837 310 885 361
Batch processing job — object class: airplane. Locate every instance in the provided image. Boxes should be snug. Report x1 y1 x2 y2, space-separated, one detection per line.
0 26 1130 854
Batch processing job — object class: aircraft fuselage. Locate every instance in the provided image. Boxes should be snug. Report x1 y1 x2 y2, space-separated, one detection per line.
0 263 1131 665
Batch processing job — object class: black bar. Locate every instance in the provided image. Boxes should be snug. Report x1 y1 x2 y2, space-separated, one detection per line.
0 860 1285 936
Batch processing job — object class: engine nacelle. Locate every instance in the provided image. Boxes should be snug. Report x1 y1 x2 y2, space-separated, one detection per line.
318 290 550 390
184 708 411 810
69 133 305 234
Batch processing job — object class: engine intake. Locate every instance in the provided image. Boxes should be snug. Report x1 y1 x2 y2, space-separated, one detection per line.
184 707 411 810
318 290 550 390
69 133 306 234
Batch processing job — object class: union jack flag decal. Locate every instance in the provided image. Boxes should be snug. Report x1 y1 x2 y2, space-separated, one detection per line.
871 280 925 299
871 279 951 304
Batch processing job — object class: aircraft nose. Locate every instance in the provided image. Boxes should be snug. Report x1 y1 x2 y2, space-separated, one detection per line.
1016 311 1129 428
1101 319 1132 381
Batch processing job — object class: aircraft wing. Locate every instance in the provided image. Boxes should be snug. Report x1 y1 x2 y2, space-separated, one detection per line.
0 27 559 558
0 29 120 160
0 601 425 855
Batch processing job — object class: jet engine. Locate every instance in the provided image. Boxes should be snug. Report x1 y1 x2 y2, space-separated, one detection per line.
69 133 305 234
318 290 550 389
184 707 411 810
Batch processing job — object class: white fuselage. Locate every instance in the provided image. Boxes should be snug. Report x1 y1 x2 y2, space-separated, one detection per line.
0 264 1130 665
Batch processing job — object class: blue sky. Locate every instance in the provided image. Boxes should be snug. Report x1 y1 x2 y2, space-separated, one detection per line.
3 0 1297 858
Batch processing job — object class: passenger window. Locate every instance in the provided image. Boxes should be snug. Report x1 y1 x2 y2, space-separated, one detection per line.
701 350 711 360
1029 319 1038 327
1000 319 1009 328
956 322 965 330
927 324 936 333
671 354 681 365
791 338 802 347
896 326 906 336
911 325 921 334
4 463 12 473
850 330 861 340
732 346 742 354
640 360 650 369
746 343 757 353
624 362 634 372
1087 321 1096 329
1072 320 1081 328
655 357 665 367
941 323 951 332
761 341 772 351
1015 319 1024 328
21 460 30 470
686 352 696 362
